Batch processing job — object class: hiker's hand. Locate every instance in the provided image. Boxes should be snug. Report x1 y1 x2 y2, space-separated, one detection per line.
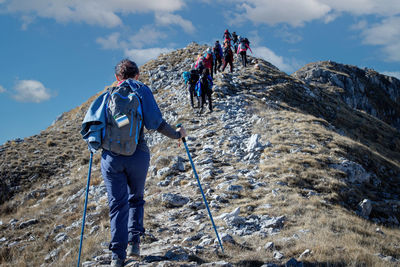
177 126 187 139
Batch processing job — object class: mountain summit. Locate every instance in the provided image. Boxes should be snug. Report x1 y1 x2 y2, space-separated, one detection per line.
0 43 399 266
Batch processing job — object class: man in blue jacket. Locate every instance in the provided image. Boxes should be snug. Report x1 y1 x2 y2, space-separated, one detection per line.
82 59 186 267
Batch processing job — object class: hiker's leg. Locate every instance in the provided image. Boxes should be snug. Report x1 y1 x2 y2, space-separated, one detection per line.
229 60 233 73
101 151 129 261
201 92 206 108
197 95 202 109
200 92 206 112
208 91 212 112
221 59 227 72
125 149 150 245
188 84 194 107
244 52 247 67
190 87 195 107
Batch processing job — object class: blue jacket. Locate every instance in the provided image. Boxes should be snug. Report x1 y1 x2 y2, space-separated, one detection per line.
81 79 164 153
81 91 109 153
195 75 213 96
214 43 223 58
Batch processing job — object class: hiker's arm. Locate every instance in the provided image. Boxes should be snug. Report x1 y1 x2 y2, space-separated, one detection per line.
248 45 252 53
139 85 164 130
156 120 182 139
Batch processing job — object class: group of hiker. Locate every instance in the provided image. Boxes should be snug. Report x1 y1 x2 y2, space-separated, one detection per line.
182 29 252 114
80 29 252 267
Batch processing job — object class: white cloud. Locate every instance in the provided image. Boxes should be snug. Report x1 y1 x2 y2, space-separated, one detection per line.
128 26 169 48
0 85 6 93
155 12 195 33
252 46 297 73
350 20 368 31
124 47 174 65
12 80 53 103
97 26 169 51
227 0 400 26
246 30 299 72
274 26 303 44
2 0 186 28
96 32 123 50
382 71 400 80
320 0 400 17
236 0 332 27
359 16 400 61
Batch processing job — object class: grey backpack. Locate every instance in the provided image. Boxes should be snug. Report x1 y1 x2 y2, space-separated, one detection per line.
102 81 143 156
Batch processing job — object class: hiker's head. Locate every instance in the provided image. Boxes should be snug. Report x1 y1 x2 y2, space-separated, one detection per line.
115 59 139 81
203 68 209 76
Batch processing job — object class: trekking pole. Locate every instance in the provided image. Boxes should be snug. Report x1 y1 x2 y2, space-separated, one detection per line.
77 152 94 267
176 124 224 253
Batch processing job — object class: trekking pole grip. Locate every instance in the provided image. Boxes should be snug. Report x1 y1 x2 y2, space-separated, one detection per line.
176 123 186 143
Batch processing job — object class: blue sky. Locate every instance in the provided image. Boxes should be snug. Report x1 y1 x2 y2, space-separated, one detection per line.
0 0 399 144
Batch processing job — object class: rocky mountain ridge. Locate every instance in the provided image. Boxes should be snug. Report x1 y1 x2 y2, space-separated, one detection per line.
293 60 400 131
0 43 399 267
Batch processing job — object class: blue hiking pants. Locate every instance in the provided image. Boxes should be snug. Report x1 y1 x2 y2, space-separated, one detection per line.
101 148 150 260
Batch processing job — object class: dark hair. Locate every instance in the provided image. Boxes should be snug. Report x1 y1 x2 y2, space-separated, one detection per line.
115 59 139 79
203 68 209 76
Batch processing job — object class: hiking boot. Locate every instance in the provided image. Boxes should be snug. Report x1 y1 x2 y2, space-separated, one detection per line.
111 257 125 267
127 242 140 257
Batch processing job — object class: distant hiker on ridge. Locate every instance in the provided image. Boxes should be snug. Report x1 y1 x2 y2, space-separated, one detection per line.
237 37 252 67
82 59 187 267
195 68 213 114
232 31 239 54
221 41 234 73
187 64 200 108
195 53 205 73
213 40 223 74
203 48 214 79
223 29 232 45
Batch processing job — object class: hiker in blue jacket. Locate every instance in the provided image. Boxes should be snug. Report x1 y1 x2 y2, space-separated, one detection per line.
195 68 213 114
187 64 200 108
83 59 187 267
213 40 223 74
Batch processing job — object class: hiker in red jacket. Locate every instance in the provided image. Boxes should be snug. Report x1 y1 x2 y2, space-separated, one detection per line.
237 37 252 67
221 41 234 73
203 48 214 79
223 29 232 45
